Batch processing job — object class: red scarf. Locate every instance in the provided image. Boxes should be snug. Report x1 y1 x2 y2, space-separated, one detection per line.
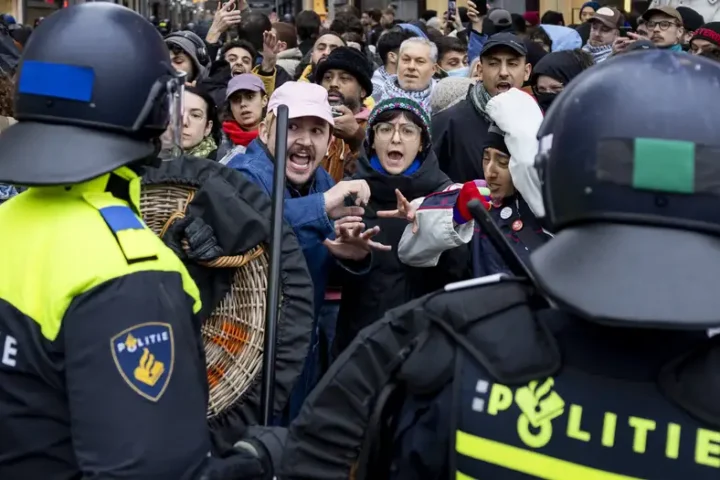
222 121 259 147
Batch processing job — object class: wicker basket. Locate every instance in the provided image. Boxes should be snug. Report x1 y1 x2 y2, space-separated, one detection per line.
140 184 268 419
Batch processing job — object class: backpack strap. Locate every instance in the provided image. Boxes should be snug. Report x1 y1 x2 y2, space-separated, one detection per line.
82 192 159 264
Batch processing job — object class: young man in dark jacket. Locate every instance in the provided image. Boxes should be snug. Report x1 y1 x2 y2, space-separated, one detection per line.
432 32 530 183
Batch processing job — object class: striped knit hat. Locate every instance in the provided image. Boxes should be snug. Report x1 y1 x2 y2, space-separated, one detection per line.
367 96 432 153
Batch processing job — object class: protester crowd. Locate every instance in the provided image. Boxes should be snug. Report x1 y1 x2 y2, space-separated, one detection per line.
2 0 720 473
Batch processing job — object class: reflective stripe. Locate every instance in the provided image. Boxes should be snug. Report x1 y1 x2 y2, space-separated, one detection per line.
456 430 645 480
456 471 476 480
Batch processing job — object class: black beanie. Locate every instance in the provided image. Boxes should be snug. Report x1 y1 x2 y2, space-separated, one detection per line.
677 6 705 33
482 124 510 157
692 22 720 47
314 46 374 99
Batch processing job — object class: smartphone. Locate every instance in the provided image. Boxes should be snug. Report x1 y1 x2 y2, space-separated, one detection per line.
448 0 457 19
619 26 630 37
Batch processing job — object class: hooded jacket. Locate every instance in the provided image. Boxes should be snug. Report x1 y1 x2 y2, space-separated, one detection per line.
276 47 303 78
332 151 470 356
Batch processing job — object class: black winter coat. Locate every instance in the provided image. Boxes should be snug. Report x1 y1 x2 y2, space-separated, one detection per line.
332 152 471 356
431 95 490 184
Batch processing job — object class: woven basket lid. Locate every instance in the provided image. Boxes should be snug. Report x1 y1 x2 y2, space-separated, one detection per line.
140 183 267 419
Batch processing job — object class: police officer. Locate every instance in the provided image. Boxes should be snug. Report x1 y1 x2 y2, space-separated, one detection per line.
280 51 720 479
0 4 279 479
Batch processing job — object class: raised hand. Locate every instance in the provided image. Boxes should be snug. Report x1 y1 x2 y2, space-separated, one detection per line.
206 0 242 44
377 189 419 234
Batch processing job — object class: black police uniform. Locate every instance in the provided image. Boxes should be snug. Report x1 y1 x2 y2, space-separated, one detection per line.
0 4 272 479
280 51 720 480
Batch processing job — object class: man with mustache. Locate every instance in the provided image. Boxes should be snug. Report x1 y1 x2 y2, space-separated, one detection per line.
643 6 685 51
315 46 375 182
226 82 390 419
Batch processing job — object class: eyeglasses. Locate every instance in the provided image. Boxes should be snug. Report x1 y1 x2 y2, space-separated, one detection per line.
184 110 206 123
645 20 679 31
373 122 422 141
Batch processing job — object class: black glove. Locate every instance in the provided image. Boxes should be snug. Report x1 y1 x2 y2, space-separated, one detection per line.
197 447 268 480
236 426 287 479
163 216 223 262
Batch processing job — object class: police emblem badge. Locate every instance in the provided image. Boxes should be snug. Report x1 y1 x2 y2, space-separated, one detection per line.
110 322 175 402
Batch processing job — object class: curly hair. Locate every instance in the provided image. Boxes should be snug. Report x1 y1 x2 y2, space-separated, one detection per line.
0 73 14 118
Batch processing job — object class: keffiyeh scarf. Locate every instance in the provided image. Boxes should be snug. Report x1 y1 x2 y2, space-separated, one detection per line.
582 43 613 63
379 75 435 115
468 81 493 123
0 184 18 200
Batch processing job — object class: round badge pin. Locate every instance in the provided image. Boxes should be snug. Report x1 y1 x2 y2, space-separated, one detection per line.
512 219 524 232
500 207 512 220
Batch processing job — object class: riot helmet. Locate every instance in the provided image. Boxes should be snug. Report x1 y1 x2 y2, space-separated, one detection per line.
0 3 185 185
531 51 720 329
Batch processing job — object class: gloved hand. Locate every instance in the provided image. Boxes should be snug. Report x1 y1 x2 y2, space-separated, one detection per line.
236 426 287 479
453 180 492 225
197 447 268 480
163 216 223 262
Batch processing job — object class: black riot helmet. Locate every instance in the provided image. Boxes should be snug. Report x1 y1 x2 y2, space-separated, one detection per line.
0 3 185 185
531 51 720 329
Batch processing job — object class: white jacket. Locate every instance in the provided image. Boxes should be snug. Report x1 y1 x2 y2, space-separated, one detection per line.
398 89 544 267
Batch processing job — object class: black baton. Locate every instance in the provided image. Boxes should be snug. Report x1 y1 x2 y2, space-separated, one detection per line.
261 104 289 426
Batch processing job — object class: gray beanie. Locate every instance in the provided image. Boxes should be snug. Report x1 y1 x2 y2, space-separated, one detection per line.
431 76 476 115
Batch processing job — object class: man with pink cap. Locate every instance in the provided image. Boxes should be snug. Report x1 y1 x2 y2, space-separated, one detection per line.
226 81 389 420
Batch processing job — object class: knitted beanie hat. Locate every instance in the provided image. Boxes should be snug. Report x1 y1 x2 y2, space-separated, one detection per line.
314 46 374 99
366 97 432 152
431 76 476 114
691 22 720 48
677 6 705 32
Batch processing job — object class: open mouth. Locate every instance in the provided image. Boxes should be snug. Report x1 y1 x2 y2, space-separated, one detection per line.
496 82 512 92
386 150 404 163
288 151 312 173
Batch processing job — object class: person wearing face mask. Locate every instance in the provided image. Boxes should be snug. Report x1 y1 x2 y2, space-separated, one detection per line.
226 82 390 420
217 74 267 162
332 97 468 356
530 49 594 113
435 36 470 78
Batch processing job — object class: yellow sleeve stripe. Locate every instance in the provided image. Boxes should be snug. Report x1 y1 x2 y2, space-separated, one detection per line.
456 430 645 480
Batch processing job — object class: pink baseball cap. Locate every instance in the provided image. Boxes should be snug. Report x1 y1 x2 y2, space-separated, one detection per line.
267 82 335 127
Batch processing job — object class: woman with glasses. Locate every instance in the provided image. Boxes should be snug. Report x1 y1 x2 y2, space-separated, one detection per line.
392 88 550 278
330 97 469 357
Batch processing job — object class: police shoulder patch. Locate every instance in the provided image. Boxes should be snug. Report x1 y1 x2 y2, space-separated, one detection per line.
110 322 174 402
